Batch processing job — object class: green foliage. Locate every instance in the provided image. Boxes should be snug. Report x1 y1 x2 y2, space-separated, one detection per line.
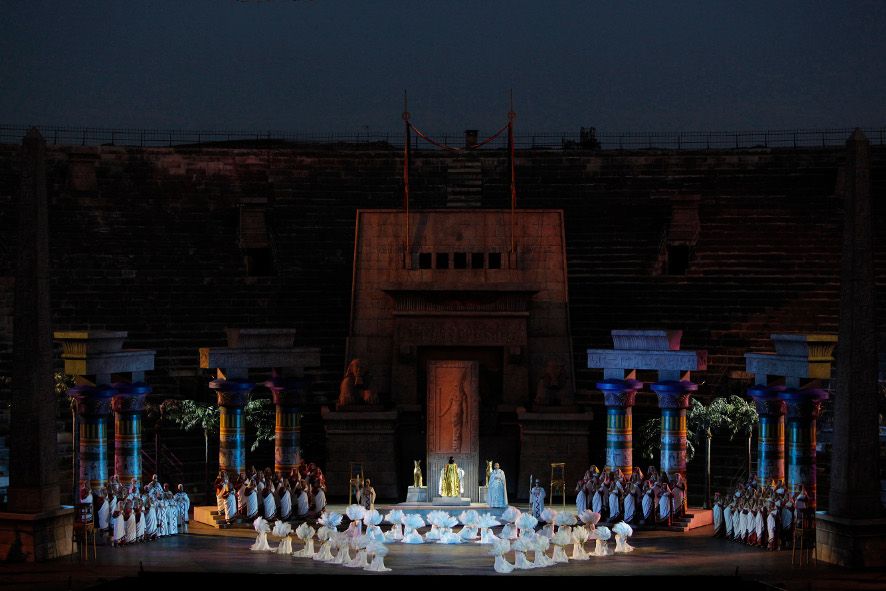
718 394 758 440
637 416 696 464
161 395 278 452
244 397 275 452
161 399 219 434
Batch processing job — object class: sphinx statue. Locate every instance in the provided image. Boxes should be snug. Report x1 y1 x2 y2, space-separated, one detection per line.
533 357 572 407
337 358 376 408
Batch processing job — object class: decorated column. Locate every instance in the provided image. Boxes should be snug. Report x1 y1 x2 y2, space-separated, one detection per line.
747 385 786 486
596 378 642 475
70 385 115 491
265 377 308 474
651 380 696 479
111 382 151 486
211 378 253 476
779 388 828 510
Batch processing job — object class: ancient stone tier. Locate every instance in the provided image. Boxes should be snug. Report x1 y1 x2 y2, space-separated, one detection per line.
55 330 155 384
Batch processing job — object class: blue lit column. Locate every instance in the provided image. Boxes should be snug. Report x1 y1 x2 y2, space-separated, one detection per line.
70 385 115 491
596 378 642 475
210 379 254 476
779 388 827 510
748 385 786 486
651 380 696 480
111 382 151 487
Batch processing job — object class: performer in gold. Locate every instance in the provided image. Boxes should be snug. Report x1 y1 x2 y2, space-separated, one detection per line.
439 457 461 497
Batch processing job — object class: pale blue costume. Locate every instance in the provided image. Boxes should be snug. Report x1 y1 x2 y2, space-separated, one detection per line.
487 467 508 508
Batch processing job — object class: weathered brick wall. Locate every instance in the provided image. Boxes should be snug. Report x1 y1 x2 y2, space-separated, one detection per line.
0 142 883 498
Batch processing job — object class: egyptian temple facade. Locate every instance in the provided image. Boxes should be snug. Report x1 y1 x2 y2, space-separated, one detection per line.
1 140 885 505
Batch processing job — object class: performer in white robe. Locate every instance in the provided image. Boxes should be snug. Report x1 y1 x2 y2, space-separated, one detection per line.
124 505 137 544
658 484 673 526
224 485 238 523
672 473 686 517
144 498 157 540
591 485 604 514
312 485 327 515
261 486 277 520
96 488 110 531
244 482 260 519
753 505 764 547
608 485 621 522
529 479 545 519
623 483 637 523
575 479 588 515
174 485 190 532
166 493 178 535
487 463 508 508
766 502 778 550
157 496 167 536
712 492 724 536
112 504 126 546
294 486 310 518
279 484 292 521
135 506 145 541
641 486 654 523
724 501 734 539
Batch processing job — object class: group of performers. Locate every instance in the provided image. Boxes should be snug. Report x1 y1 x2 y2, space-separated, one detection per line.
214 462 328 524
712 475 812 551
79 474 191 546
574 466 687 527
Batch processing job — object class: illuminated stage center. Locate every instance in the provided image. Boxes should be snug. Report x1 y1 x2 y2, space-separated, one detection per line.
323 208 589 503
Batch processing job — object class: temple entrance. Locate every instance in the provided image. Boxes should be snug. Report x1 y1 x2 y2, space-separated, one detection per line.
423 355 491 502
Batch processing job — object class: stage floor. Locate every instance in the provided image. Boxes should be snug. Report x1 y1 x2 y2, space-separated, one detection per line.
0 521 879 590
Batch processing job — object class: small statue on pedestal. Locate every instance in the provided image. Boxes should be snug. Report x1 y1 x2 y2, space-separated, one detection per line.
485 460 493 487
413 460 423 488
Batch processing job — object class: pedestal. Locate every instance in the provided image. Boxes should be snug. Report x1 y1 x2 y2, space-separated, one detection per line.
321 407 399 499
0 507 74 562
406 486 428 503
478 486 489 504
515 408 594 500
816 513 886 567
432 496 470 506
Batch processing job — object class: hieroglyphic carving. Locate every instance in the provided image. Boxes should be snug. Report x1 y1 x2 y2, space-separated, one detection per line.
427 361 480 500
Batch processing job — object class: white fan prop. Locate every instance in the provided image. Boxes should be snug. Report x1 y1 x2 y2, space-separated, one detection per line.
490 538 514 573
250 517 272 552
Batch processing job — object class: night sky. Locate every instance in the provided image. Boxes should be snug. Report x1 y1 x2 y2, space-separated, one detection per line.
1 0 884 134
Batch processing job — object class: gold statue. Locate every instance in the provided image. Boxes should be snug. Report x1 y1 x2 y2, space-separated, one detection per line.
413 460 423 488
440 457 461 497
485 460 493 487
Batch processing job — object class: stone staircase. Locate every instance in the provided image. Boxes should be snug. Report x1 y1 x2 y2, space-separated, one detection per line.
446 159 482 207
630 507 712 533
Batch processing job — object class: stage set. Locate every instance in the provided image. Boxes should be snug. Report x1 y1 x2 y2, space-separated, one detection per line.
1 127 884 584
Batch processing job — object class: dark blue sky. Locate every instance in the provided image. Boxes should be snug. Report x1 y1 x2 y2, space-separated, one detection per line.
2 0 884 133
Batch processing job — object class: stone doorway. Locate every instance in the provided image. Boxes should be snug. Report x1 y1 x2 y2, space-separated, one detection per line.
421 349 501 501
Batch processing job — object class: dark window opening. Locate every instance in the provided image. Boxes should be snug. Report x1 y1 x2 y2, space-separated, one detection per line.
488 252 502 269
418 252 432 269
435 252 450 269
471 252 485 269
245 247 274 276
453 252 468 269
667 244 692 275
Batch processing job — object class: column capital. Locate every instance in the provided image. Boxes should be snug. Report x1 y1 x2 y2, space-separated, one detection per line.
264 376 310 407
650 380 696 409
778 388 828 420
596 378 642 407
110 381 151 413
210 378 253 407
747 385 788 417
69 384 115 416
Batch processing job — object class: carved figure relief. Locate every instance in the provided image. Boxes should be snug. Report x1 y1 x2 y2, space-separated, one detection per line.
534 357 571 406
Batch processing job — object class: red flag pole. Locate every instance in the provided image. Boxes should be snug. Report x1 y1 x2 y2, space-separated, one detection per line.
508 91 517 258
403 90 411 269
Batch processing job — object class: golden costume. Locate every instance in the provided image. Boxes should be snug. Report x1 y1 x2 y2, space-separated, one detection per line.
441 462 461 497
